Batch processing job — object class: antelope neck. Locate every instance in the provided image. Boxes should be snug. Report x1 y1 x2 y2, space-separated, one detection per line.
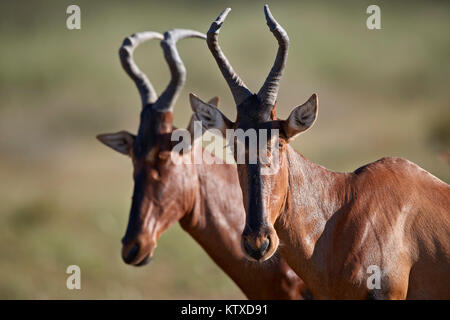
277 146 350 285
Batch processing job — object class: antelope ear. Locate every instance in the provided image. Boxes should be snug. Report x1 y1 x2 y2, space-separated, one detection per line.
96 131 136 156
189 93 233 136
282 94 318 141
207 96 220 107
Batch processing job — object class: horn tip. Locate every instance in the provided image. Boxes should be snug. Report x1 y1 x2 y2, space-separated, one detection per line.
264 5 277 29
216 7 231 22
96 133 106 143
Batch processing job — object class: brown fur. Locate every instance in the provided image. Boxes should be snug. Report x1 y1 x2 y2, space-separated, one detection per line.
274 151 450 299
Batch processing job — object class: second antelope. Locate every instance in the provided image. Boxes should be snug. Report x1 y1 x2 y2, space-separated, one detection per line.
97 29 309 299
191 6 450 299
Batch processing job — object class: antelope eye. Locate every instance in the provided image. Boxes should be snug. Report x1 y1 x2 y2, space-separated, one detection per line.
158 151 171 160
149 168 161 181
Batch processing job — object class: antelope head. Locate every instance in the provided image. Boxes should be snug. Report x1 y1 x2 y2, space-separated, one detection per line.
97 29 207 266
190 6 318 262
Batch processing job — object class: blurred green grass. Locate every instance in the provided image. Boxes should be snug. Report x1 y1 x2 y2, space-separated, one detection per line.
0 0 448 299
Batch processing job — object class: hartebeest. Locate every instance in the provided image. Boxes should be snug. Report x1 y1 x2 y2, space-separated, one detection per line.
190 6 450 299
96 29 310 299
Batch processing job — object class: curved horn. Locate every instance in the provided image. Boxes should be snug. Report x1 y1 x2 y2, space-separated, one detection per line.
257 5 289 108
207 8 252 106
153 29 206 112
119 32 164 108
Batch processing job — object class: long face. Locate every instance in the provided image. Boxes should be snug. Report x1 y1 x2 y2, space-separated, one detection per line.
123 144 191 266
99 95 219 266
190 94 318 262
98 109 195 266
231 97 286 261
235 141 289 261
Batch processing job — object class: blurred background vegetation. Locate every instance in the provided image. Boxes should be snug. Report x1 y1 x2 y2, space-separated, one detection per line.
0 0 448 299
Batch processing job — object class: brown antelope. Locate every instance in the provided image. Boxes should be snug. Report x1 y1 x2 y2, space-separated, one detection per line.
96 29 310 299
190 6 450 299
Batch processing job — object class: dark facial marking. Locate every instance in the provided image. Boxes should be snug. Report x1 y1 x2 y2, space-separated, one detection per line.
122 169 146 244
133 107 173 158
246 164 268 232
236 94 273 129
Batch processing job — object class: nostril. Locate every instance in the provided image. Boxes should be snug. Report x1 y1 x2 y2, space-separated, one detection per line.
243 237 271 260
259 238 270 253
243 239 254 256
123 243 139 264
